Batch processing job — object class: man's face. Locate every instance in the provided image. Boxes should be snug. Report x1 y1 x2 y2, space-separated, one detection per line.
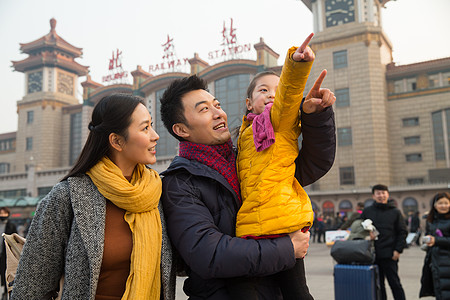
372 189 389 204
175 89 231 145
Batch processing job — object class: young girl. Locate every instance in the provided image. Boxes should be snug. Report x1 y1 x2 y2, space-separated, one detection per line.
10 94 175 300
419 192 450 300
235 33 334 299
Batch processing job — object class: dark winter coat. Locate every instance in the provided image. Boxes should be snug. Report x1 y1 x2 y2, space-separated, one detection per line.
10 175 175 300
361 200 408 259
419 214 450 299
406 214 420 232
161 106 336 300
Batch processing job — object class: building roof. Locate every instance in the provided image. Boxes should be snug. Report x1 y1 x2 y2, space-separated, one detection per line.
0 132 17 140
19 18 82 56
386 56 450 79
11 18 89 75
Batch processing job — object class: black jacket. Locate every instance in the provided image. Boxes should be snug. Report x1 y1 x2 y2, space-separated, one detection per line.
420 214 450 300
361 200 407 259
161 107 335 300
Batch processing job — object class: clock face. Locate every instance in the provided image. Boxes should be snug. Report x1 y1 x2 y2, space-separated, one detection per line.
57 72 74 95
27 71 43 94
325 0 355 27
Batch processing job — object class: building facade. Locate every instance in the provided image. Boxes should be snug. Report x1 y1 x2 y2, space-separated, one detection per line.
1 2 449 222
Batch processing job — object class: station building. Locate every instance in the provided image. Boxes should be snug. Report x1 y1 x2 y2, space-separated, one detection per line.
1 0 449 223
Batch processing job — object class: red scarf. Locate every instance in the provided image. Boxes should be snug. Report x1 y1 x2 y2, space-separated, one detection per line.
178 140 241 202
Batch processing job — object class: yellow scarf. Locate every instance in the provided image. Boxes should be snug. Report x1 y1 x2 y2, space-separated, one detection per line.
87 156 162 300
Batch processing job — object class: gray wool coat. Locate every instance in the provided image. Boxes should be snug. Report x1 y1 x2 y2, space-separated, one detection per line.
10 174 175 300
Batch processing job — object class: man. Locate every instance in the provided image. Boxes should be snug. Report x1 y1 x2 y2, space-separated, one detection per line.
361 184 408 300
0 207 17 300
159 69 335 298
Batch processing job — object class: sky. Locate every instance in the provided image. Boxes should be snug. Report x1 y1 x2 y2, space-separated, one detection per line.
1 0 449 134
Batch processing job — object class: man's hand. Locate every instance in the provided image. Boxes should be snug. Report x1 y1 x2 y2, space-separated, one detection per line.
289 230 310 258
303 69 336 114
392 250 401 261
292 33 315 62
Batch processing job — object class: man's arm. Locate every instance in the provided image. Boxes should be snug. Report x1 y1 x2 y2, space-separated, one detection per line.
295 103 336 186
161 172 299 279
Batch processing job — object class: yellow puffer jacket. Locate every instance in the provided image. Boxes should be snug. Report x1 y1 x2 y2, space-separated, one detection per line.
236 47 314 237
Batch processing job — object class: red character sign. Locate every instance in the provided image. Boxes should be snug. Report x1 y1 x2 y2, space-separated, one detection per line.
162 35 174 60
108 49 123 70
221 18 237 46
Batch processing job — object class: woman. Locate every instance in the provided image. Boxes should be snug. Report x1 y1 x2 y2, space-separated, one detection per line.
419 192 450 300
10 94 175 300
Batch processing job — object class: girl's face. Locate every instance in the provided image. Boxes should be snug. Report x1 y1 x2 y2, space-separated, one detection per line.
118 104 159 167
434 197 450 214
246 74 279 115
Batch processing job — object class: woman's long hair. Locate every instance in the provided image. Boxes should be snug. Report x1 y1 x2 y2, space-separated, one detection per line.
62 93 145 181
427 192 450 223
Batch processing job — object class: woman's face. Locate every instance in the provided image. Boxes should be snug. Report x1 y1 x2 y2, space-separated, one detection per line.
119 104 159 166
434 197 450 214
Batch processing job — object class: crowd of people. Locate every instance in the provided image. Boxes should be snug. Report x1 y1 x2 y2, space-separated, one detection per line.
310 187 450 300
0 31 448 300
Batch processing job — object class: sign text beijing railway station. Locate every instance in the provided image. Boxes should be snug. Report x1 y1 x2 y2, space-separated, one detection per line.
148 18 252 73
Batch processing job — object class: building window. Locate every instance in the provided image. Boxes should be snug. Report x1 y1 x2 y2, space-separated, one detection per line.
429 73 440 88
333 50 348 69
27 111 34 124
338 200 353 213
402 197 418 215
215 74 251 141
394 80 404 93
337 127 352 146
364 198 375 208
406 153 422 162
26 137 33 151
444 72 450 86
407 178 424 185
155 88 179 157
322 201 335 217
0 189 26 198
335 88 350 107
38 187 53 198
405 78 417 92
0 139 15 152
429 72 450 88
402 117 419 127
432 108 450 161
69 112 82 165
0 163 10 174
404 136 420 145
339 166 355 185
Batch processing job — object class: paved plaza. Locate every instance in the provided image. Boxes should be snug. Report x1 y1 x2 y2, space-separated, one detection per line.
175 242 434 299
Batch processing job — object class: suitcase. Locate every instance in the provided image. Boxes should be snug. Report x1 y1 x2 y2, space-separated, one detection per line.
334 264 380 300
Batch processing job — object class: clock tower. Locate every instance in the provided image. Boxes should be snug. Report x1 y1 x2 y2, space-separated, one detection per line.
301 0 394 189
12 18 89 172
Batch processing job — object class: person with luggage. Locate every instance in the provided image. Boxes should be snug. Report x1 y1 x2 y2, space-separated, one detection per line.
419 192 450 299
361 184 408 300
406 211 421 246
